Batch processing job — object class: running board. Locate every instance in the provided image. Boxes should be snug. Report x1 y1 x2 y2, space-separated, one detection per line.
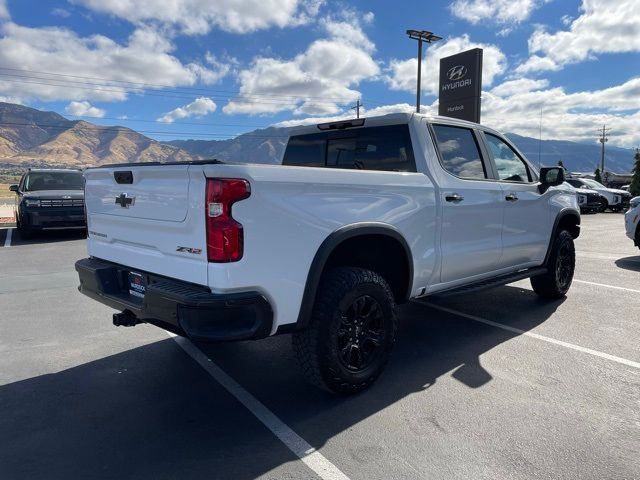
431 267 547 297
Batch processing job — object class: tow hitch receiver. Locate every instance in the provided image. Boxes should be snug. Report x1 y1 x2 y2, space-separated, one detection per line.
113 310 141 327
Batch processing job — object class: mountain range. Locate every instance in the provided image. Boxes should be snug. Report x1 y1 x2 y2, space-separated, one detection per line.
0 102 635 173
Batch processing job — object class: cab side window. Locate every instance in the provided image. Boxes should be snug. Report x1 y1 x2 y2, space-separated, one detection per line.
485 133 532 183
431 125 487 180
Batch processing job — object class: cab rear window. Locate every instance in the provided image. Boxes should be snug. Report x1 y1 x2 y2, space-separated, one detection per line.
282 125 416 172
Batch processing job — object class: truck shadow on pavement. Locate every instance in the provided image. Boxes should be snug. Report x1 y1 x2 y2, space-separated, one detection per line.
614 256 640 272
0 285 563 479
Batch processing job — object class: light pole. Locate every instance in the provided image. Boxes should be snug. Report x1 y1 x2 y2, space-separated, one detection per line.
406 30 442 113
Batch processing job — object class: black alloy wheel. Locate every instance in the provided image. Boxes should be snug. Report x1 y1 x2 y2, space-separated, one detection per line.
555 240 574 291
337 295 386 372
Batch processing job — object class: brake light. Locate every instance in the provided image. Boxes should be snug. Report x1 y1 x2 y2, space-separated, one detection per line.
206 178 250 262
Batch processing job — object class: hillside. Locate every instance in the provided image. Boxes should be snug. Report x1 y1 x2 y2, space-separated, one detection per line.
167 127 287 164
0 102 636 173
506 133 634 173
0 102 194 166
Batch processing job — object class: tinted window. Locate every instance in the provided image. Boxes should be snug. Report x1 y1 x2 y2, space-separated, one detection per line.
282 125 416 172
281 134 325 167
23 172 84 191
567 179 583 188
485 133 531 182
432 125 486 179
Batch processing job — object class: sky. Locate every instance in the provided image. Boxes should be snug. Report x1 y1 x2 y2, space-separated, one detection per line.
0 0 638 147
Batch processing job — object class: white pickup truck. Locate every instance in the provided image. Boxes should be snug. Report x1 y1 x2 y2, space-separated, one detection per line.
76 113 580 393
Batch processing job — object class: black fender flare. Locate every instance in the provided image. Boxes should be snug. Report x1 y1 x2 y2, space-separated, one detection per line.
285 223 414 332
543 209 580 266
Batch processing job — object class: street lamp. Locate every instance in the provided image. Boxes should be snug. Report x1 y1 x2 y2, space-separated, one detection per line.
406 29 442 113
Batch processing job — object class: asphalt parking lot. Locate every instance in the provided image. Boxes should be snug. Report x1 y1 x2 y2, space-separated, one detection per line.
1 214 638 480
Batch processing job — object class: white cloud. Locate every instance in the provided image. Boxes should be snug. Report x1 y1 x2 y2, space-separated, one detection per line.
449 0 542 25
490 78 549 97
157 97 217 123
0 0 9 20
65 100 105 117
385 35 507 96
223 15 379 116
72 0 323 35
482 76 640 148
517 0 640 73
0 23 230 102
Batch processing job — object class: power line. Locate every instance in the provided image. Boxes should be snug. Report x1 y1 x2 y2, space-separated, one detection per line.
0 120 290 138
64 115 272 129
0 76 344 106
0 67 392 107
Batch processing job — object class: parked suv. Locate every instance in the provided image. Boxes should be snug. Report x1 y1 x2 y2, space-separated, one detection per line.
76 114 580 393
625 196 640 249
566 178 631 212
568 184 605 214
10 168 86 237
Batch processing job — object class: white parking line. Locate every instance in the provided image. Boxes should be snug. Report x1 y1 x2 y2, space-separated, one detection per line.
573 279 640 294
3 228 12 247
169 334 351 480
427 303 640 370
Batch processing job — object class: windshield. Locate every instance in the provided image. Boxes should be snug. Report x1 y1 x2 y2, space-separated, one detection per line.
23 172 84 192
583 179 605 189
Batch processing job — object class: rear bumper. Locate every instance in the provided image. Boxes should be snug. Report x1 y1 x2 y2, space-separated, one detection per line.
75 257 273 342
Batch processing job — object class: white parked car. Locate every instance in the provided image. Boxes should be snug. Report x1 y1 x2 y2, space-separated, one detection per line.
76 113 580 393
566 178 631 212
624 196 640 249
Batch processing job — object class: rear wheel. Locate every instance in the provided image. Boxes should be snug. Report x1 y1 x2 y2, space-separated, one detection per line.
292 267 396 394
531 230 575 299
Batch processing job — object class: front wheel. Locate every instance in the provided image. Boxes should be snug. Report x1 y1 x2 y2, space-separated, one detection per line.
292 267 397 394
531 230 575 299
16 219 33 239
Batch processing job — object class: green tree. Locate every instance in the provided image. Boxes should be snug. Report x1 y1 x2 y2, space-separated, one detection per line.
594 168 602 183
630 149 640 197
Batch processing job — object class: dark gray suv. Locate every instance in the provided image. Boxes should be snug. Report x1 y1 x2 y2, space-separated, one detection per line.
10 168 86 237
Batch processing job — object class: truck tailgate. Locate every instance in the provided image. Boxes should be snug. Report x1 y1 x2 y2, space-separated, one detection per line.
84 164 209 286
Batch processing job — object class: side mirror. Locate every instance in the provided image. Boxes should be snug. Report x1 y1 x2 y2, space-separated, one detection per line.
9 184 18 192
539 167 565 193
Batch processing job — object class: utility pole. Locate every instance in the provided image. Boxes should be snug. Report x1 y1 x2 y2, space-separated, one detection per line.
538 107 543 169
598 124 610 177
351 99 362 119
406 30 442 113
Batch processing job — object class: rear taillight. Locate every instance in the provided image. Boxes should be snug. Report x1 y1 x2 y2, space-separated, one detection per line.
206 178 250 262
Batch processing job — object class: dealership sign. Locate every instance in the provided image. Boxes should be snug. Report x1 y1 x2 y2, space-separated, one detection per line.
438 48 483 123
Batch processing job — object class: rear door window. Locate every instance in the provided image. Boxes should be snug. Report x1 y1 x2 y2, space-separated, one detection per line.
431 125 487 179
282 125 416 172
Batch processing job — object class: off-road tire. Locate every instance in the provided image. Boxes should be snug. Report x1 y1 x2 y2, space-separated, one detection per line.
531 230 575 299
292 267 397 394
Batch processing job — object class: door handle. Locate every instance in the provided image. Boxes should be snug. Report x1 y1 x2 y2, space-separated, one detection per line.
445 193 464 203
505 193 519 202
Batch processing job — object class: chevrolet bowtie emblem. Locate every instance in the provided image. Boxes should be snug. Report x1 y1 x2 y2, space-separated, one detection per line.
115 193 135 208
